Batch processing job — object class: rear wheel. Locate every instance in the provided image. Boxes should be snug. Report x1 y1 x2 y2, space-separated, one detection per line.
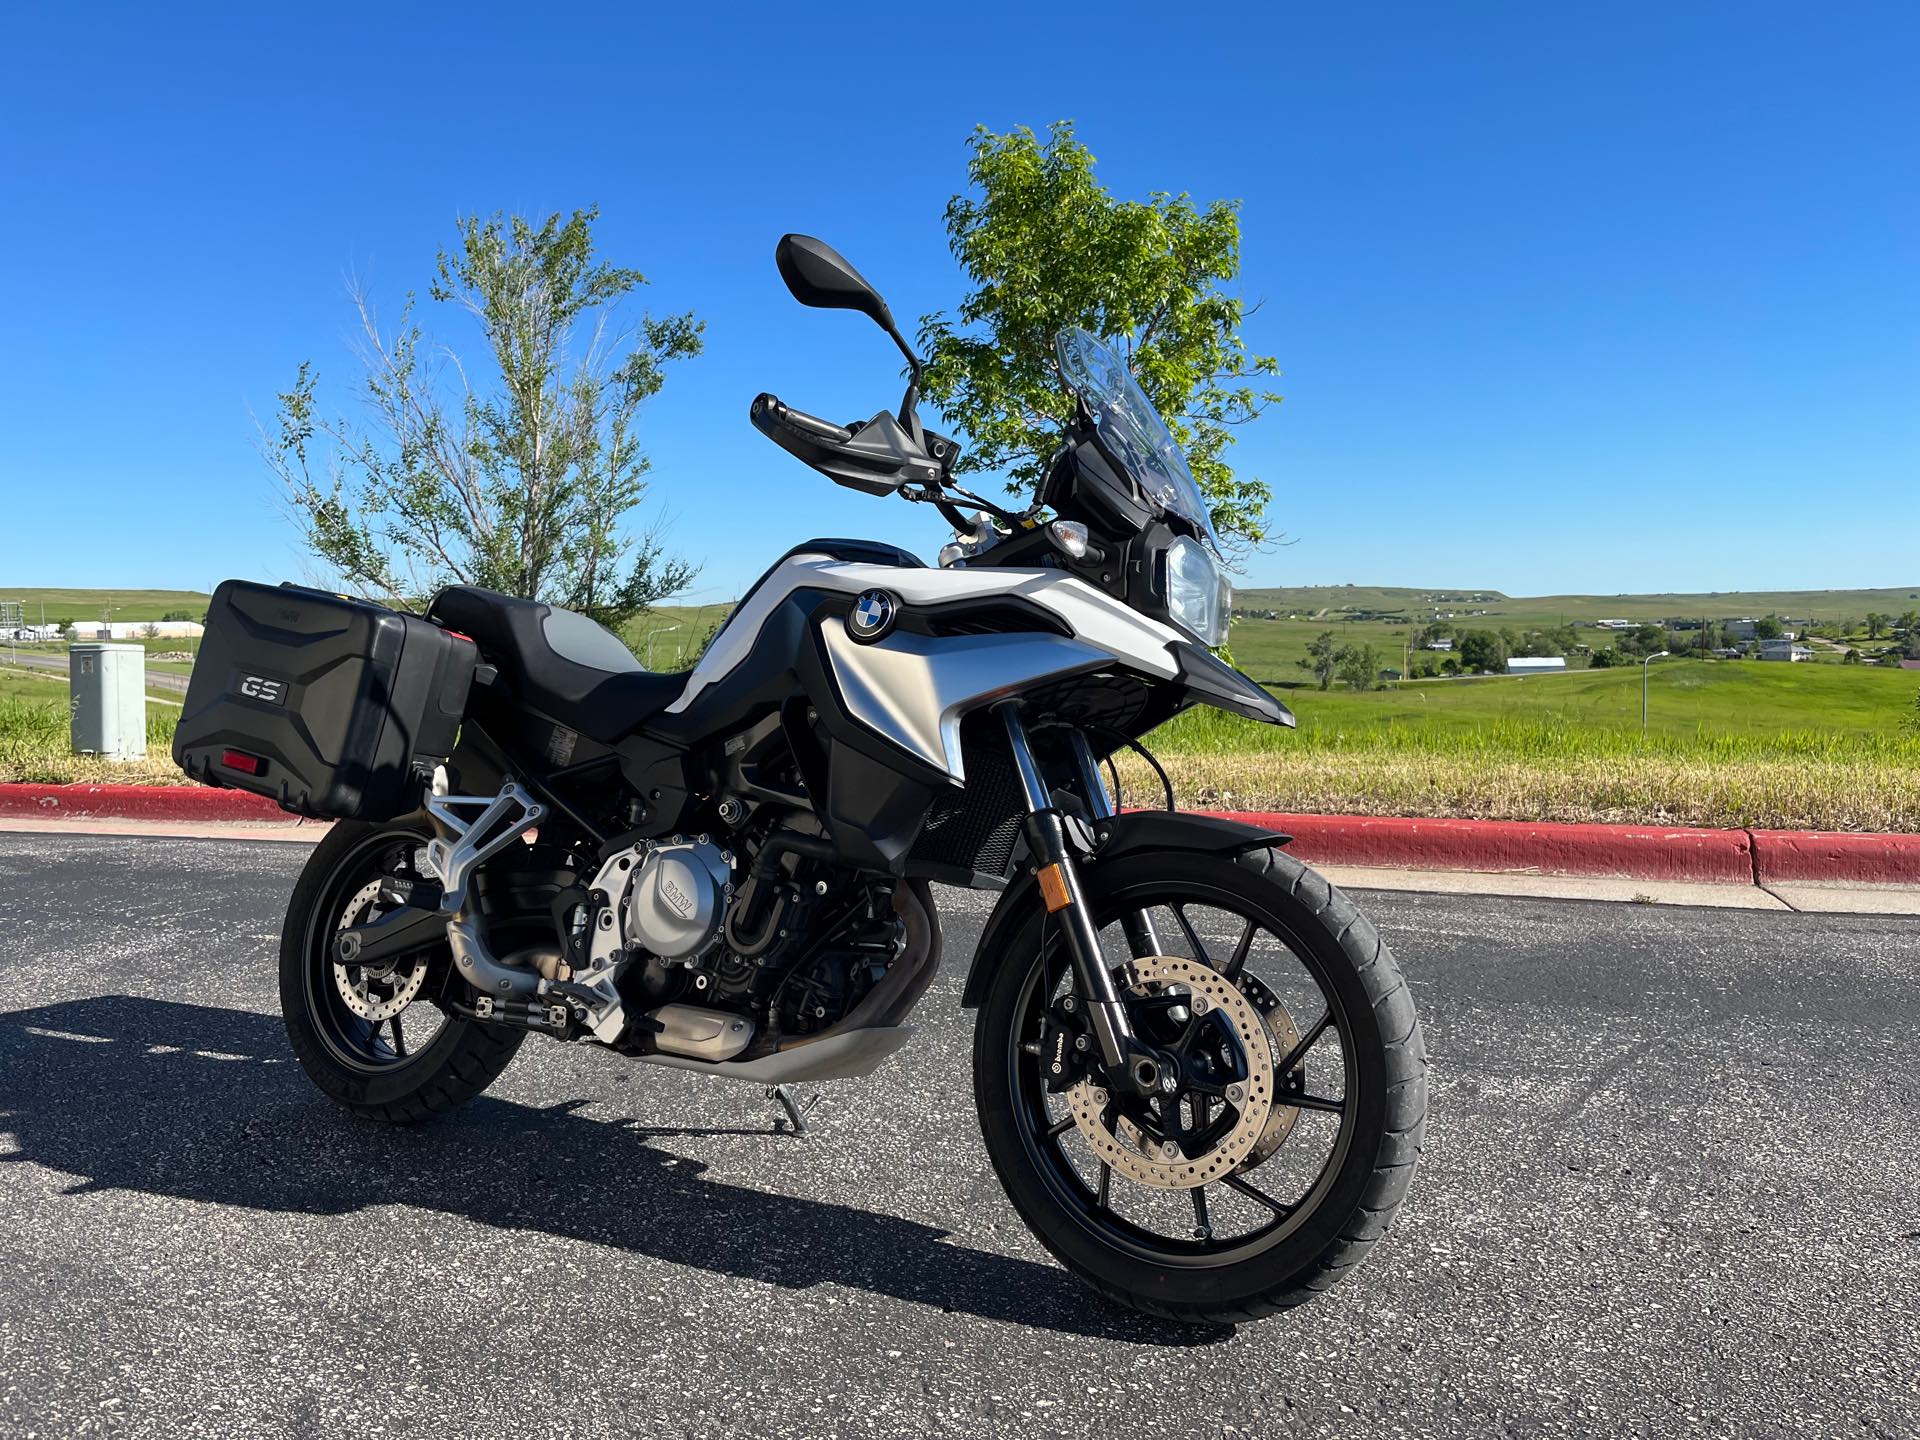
974 845 1426 1324
279 817 523 1123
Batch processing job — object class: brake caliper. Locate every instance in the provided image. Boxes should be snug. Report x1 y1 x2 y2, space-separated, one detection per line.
1040 994 1097 1093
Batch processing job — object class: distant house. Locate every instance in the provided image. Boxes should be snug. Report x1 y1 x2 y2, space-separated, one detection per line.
1757 640 1812 662
1899 659 1920 672
1722 619 1758 642
1424 638 1454 651
1506 657 1567 674
1595 619 1632 630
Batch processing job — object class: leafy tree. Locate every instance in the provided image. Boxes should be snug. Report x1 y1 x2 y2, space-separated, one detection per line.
266 207 702 628
1589 647 1621 669
1899 609 1920 637
160 609 196 623
1298 631 1338 690
1618 623 1667 658
1457 629 1507 673
1866 613 1888 640
1754 615 1784 640
139 622 160 640
919 122 1281 553
1842 648 1861 665
1336 642 1381 691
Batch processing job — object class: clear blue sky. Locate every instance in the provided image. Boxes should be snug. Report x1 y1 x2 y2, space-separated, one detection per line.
2 3 1915 605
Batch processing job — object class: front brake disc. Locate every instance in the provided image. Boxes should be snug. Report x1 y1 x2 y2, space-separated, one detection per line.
1063 955 1275 1191
1235 973 1303 1169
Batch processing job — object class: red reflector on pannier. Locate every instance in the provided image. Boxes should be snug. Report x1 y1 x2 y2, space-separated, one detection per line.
220 749 263 775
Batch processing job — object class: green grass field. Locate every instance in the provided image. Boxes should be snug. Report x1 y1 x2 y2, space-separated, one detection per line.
6 583 1917 828
0 671 182 784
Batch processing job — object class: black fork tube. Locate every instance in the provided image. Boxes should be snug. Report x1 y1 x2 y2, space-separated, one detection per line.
1065 730 1164 959
998 704 1138 1070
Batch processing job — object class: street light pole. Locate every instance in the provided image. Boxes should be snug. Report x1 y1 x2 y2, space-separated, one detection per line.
1641 649 1669 731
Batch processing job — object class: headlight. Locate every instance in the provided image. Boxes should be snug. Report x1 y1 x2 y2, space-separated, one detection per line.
1164 536 1231 648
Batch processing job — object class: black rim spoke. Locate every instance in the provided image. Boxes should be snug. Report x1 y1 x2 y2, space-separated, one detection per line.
389 1011 407 1058
1223 1172 1295 1217
1045 1112 1077 1139
1287 1091 1345 1115
1172 905 1211 966
1095 1163 1112 1210
1221 919 1257 981
1275 1011 1333 1078
1191 1184 1213 1240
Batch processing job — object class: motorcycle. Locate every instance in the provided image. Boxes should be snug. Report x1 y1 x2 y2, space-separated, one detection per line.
176 234 1426 1324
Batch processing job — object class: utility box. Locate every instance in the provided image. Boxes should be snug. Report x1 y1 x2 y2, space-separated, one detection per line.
70 643 147 759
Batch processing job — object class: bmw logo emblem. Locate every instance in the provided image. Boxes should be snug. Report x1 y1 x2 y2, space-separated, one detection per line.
847 589 897 642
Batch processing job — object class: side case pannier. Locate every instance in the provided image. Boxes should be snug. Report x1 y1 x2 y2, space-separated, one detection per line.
173 580 477 821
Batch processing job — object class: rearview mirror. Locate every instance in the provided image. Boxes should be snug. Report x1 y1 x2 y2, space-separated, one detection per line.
776 234 894 330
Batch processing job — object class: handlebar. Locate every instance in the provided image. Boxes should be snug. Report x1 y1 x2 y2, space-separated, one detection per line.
752 393 852 445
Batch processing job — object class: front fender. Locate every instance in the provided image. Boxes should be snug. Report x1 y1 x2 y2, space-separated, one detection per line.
957 810 1292 1009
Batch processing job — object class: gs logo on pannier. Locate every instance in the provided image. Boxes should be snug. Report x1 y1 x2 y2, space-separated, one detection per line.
238 674 287 705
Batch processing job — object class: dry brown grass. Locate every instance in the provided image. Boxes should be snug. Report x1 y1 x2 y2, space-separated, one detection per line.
1114 750 1920 832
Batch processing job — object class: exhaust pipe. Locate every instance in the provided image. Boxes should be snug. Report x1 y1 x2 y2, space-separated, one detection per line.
445 914 542 998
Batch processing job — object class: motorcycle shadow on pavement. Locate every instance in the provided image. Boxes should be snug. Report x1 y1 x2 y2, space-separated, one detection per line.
0 995 1225 1347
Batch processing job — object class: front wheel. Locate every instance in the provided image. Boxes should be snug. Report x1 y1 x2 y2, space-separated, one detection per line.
973 845 1427 1325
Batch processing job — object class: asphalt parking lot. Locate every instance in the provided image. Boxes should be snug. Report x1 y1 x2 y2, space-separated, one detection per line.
2 832 1917 1438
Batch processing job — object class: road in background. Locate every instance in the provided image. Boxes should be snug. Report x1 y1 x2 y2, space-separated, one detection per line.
2 647 192 695
1 834 1915 1437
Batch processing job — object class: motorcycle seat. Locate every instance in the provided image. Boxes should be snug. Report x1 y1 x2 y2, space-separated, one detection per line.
427 586 688 744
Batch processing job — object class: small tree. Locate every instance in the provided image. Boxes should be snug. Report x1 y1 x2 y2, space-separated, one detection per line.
267 207 702 628
1336 642 1380 691
139 621 160 640
1866 613 1888 640
920 122 1281 553
1457 629 1507 673
1755 615 1784 640
1299 631 1338 691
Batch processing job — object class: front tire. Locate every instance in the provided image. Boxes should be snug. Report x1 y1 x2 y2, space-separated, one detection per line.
279 816 523 1124
973 845 1427 1325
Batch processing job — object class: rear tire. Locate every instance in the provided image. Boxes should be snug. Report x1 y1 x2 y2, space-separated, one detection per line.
279 816 523 1124
973 845 1427 1325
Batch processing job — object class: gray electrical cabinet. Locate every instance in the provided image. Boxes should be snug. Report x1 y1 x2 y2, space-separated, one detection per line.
70 643 147 759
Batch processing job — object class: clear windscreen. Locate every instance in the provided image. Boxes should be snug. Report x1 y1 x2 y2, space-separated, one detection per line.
1054 327 1220 550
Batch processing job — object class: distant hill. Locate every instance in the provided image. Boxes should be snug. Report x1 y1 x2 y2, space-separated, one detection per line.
0 588 214 623
1235 584 1920 624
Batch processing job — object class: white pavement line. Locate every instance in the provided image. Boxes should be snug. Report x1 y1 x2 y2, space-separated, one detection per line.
7 817 1918 913
1766 883 1920 916
0 816 327 844
1306 863 1795 910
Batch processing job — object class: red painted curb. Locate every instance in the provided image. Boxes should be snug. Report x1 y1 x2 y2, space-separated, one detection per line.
0 782 294 823
1205 811 1757 883
1750 830 1920 886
